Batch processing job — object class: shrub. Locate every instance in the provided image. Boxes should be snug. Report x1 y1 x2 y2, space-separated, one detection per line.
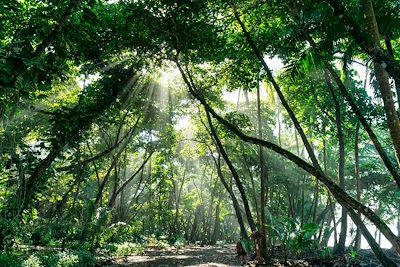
113 242 144 257
22 255 42 267
55 252 78 267
18 250 96 267
319 247 333 259
173 237 187 248
144 235 169 249
50 224 67 241
347 246 358 263
0 252 22 267
36 253 57 267
73 250 95 267
271 218 319 257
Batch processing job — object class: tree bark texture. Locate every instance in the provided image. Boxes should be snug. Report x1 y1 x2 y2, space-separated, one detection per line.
361 0 400 168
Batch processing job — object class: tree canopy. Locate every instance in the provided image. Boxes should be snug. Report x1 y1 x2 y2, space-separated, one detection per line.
1 0 400 266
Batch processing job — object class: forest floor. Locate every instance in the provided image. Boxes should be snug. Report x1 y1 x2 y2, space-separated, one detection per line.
97 245 400 267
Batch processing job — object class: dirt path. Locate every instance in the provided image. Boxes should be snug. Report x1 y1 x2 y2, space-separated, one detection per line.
99 245 400 267
100 245 244 267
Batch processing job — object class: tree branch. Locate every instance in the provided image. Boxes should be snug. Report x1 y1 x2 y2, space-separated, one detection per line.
33 0 80 56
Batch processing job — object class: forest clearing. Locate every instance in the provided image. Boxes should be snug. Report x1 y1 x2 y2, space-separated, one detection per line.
1 0 400 266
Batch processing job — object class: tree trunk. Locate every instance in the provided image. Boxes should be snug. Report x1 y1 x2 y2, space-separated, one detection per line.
94 156 119 208
325 0 400 86
398 211 400 239
302 175 307 226
316 202 331 243
205 110 257 232
110 163 120 208
12 147 61 217
385 36 400 108
257 78 268 258
319 210 334 247
324 69 347 254
206 125 249 239
347 206 398 267
233 7 321 172
190 206 202 243
304 32 400 187
244 89 250 106
243 156 260 221
361 0 400 167
312 179 319 223
107 152 153 208
176 60 400 258
206 178 216 244
215 156 248 239
354 123 362 250
276 99 282 147
328 193 338 247
173 167 186 236
211 202 221 245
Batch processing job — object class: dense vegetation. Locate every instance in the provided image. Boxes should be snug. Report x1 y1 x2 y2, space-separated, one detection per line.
1 0 400 266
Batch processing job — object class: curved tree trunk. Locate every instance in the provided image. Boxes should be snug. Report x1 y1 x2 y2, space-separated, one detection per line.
303 32 400 187
229 10 399 257
233 7 321 173
176 59 400 264
107 152 153 208
177 62 400 256
204 108 257 232
210 149 248 239
361 0 400 168
385 37 400 108
325 0 400 86
347 205 398 267
230 21 400 261
12 147 61 218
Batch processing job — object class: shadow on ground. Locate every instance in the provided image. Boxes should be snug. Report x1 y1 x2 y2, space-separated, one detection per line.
98 245 400 267
99 245 243 267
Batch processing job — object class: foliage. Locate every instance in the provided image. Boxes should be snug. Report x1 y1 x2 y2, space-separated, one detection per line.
347 246 358 263
173 237 187 249
4 250 96 267
103 242 144 258
22 255 42 267
0 0 400 265
0 251 22 267
143 235 170 250
271 218 319 257
319 247 333 260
